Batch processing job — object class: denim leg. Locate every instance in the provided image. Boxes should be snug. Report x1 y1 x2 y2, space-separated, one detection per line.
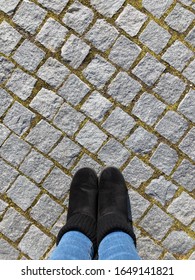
98 231 141 260
49 231 94 260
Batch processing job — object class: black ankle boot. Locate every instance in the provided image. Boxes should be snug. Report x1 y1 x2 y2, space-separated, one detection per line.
56 168 98 249
97 167 136 247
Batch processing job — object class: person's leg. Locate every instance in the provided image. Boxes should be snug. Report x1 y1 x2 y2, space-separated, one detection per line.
98 231 141 260
49 231 94 260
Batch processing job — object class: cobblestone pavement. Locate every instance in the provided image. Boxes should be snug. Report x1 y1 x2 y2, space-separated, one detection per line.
0 0 195 260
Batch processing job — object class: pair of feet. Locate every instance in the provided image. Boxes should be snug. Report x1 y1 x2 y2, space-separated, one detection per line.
57 167 136 253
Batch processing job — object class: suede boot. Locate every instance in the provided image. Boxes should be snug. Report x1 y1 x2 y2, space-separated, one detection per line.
97 167 136 247
56 168 98 249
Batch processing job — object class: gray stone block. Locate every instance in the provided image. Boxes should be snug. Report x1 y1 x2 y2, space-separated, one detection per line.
7 175 40 211
185 26 195 47
162 40 193 71
162 231 195 255
38 0 69 14
116 4 147 36
139 205 173 240
13 0 47 34
0 88 13 117
30 194 63 228
61 34 90 69
0 208 30 241
153 73 186 104
58 74 90 106
72 154 102 175
20 149 53 183
0 0 20 15
155 111 188 143
13 39 45 71
165 3 194 33
139 20 171 53
142 0 173 18
81 91 112 122
1 133 31 167
26 120 62 153
150 143 178 175
0 239 19 260
36 18 68 52
132 92 166 126
0 124 10 146
6 68 37 100
125 126 158 155
19 225 52 259
90 0 125 17
63 1 94 34
3 101 35 136
109 35 141 70
137 237 163 260
30 88 63 120
37 57 70 89
102 107 136 140
167 192 195 226
0 21 22 55
145 176 178 206
0 159 18 193
43 167 71 199
132 53 166 86
107 71 141 106
128 189 150 221
98 138 130 167
0 56 14 85
123 156 154 188
53 103 85 136
182 59 195 84
172 159 195 192
76 121 107 153
49 137 81 168
85 19 118 51
179 127 195 161
83 55 116 89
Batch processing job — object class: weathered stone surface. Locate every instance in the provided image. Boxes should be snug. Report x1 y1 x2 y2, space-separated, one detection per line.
38 0 69 14
58 74 90 105
3 102 35 136
19 225 52 259
125 126 158 155
155 111 188 143
0 88 13 117
49 137 81 168
53 103 85 136
81 91 112 122
13 39 45 71
6 68 37 100
76 121 107 153
139 20 171 53
91 0 125 17
109 35 141 70
0 159 18 193
150 143 178 175
61 35 90 69
83 55 116 89
165 3 194 33
37 57 70 88
102 107 136 140
162 231 195 255
63 1 94 34
85 19 118 51
132 92 166 126
145 176 178 206
0 239 19 260
30 88 63 120
0 56 14 85
0 21 22 55
72 154 102 175
182 59 195 84
26 120 62 153
0 0 20 15
116 4 147 36
142 0 173 18
20 149 53 183
7 175 40 211
132 53 166 86
128 189 150 221
36 18 68 52
185 26 195 47
137 237 163 260
153 73 186 104
123 156 154 188
107 72 141 106
139 205 173 240
167 192 195 226
179 127 195 161
98 138 130 167
13 0 47 34
0 124 10 146
172 159 195 192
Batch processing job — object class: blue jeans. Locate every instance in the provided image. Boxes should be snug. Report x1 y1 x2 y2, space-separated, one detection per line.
49 231 141 260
